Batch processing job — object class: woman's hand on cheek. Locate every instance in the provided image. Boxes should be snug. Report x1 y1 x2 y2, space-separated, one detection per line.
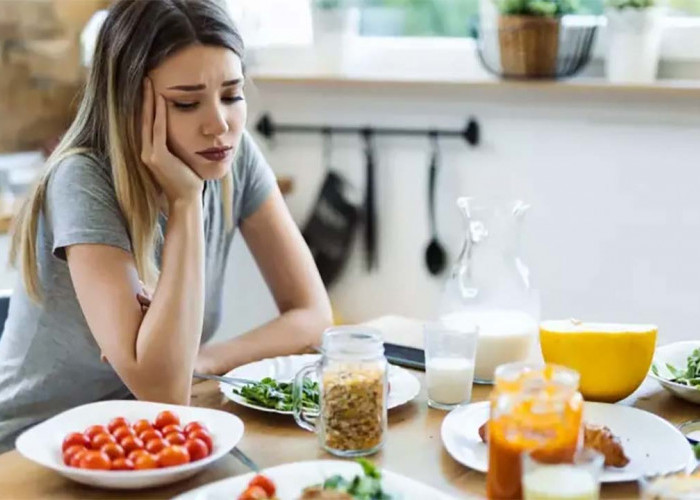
140 77 203 204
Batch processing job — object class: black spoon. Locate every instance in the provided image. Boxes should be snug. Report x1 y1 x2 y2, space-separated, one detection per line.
425 133 446 275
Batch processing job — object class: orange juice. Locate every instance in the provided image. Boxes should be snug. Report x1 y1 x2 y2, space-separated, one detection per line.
486 363 583 500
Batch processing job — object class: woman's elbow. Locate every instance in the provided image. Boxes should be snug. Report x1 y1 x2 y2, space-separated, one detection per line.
123 367 192 406
307 302 333 344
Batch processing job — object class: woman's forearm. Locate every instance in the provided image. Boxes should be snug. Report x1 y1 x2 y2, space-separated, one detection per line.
196 306 332 375
134 198 205 402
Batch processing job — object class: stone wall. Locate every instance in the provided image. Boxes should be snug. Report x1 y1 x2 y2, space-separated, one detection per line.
0 0 109 152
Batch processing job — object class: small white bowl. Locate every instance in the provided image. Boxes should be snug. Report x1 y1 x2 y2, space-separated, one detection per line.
649 341 700 405
15 400 244 489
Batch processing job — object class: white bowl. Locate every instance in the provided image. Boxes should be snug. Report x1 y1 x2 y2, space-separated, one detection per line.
650 341 700 404
174 460 459 500
15 400 244 489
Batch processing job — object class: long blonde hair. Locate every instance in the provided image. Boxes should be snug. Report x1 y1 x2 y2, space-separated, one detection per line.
10 0 244 302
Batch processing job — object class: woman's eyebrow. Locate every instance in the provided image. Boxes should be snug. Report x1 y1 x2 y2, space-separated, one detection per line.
167 78 243 91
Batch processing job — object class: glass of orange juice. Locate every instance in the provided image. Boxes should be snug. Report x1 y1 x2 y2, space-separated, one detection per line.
486 362 584 500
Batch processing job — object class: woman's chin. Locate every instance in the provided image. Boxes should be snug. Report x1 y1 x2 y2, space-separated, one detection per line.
192 159 232 181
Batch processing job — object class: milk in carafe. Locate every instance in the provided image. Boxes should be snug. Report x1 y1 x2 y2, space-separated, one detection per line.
442 309 537 382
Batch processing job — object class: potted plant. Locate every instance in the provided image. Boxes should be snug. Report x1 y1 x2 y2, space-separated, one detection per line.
311 0 361 73
494 0 578 78
605 0 665 83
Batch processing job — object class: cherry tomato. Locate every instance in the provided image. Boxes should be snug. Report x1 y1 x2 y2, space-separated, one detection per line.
111 458 134 471
113 426 136 442
183 421 207 435
160 424 182 436
133 453 158 470
127 449 150 462
165 432 186 446
187 430 213 453
138 429 162 443
91 432 116 450
132 419 153 435
238 486 268 500
69 448 89 468
184 438 209 462
157 445 190 468
107 417 130 435
145 438 168 455
154 410 180 430
119 436 144 455
100 443 125 461
62 432 90 452
84 425 108 441
249 475 276 497
63 445 86 465
79 450 111 470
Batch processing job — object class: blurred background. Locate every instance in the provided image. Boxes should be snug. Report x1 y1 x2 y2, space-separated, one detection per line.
0 0 699 345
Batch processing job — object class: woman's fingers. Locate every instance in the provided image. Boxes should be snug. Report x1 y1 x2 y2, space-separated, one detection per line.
137 293 151 312
153 93 167 156
137 281 152 313
140 78 154 163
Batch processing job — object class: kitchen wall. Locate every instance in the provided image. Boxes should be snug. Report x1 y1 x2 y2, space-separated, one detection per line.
0 40 698 347
218 79 700 345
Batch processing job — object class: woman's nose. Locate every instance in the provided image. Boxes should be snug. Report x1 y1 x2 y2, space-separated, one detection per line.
201 105 229 137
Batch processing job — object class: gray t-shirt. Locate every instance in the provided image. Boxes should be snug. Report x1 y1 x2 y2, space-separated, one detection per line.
0 131 276 451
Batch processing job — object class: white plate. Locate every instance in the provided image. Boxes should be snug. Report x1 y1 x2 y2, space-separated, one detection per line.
441 401 695 483
219 354 421 415
650 341 700 404
173 460 458 500
15 400 244 489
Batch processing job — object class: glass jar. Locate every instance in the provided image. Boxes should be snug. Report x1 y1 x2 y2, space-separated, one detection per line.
487 362 584 500
440 197 540 384
293 326 388 457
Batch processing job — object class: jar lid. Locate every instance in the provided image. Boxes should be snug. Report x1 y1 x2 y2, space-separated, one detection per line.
322 326 384 358
494 362 580 393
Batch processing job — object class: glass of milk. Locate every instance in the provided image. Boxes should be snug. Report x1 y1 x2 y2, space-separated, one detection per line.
522 448 604 500
423 321 478 410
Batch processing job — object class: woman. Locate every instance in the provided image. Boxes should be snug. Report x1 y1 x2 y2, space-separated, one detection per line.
0 0 332 451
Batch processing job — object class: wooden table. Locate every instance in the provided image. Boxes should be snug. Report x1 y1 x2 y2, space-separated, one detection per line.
0 375 697 499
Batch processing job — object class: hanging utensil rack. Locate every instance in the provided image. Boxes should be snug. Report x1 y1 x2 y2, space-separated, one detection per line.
255 113 480 146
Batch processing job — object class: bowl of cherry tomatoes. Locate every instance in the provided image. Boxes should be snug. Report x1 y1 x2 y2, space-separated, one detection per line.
16 400 244 489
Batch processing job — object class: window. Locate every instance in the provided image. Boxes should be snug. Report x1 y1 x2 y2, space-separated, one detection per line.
233 0 700 76
358 0 699 38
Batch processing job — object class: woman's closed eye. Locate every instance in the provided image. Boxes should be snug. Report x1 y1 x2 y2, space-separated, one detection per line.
171 95 244 110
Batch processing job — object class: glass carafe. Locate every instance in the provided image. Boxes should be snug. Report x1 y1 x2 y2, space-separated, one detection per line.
439 197 540 384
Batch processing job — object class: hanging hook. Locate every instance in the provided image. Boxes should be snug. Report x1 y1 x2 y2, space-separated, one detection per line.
429 130 440 163
322 127 332 169
361 127 373 151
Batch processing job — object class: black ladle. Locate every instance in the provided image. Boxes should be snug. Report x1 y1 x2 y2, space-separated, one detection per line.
425 133 446 275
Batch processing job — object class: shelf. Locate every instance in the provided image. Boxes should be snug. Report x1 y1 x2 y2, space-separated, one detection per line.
249 72 700 99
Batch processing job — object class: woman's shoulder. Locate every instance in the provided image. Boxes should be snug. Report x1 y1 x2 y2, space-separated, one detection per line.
47 152 114 195
231 130 276 223
44 151 122 218
233 130 266 178
48 151 112 188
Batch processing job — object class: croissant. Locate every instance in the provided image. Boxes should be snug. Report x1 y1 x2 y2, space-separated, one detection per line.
478 421 630 468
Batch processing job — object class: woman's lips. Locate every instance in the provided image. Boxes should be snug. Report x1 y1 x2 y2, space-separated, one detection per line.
196 146 232 162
